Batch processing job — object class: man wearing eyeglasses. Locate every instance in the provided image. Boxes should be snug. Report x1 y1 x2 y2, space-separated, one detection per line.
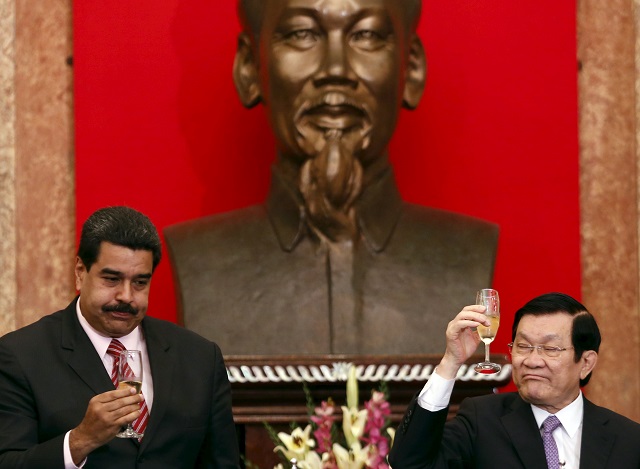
389 292 640 468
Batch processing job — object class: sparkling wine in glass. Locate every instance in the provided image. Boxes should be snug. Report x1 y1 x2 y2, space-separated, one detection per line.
474 289 501 374
116 349 144 438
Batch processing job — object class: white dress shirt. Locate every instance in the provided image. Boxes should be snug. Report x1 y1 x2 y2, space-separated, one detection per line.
417 369 583 469
63 299 154 468
531 393 583 469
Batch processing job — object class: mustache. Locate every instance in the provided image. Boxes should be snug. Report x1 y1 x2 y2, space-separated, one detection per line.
296 92 369 118
102 303 139 315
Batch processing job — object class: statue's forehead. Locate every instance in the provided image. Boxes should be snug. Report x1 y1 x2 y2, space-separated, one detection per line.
259 0 401 16
240 0 418 37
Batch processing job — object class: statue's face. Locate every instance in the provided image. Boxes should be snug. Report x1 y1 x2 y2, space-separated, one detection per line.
250 0 422 168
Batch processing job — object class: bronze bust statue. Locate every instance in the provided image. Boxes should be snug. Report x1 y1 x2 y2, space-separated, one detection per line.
164 0 498 355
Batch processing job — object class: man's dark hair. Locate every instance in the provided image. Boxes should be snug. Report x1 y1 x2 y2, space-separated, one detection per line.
77 206 162 272
511 292 601 386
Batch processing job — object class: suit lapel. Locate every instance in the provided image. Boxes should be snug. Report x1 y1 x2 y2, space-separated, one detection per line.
139 318 175 451
579 399 615 469
61 299 115 395
501 396 549 469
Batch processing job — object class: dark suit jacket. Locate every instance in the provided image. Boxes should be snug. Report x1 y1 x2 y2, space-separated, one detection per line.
389 392 640 469
0 298 240 469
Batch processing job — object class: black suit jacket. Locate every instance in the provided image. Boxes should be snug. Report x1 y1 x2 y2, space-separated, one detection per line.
0 298 240 468
389 392 640 469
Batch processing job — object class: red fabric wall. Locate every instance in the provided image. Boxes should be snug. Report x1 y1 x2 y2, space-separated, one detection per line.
73 1 580 357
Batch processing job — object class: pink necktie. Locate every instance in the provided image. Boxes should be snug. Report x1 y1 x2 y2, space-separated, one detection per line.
542 415 561 469
107 339 149 437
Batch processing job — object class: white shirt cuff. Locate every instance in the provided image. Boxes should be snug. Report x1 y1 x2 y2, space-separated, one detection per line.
63 431 86 469
417 368 456 412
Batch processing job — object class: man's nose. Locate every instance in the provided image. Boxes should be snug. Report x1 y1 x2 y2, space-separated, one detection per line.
522 349 546 367
115 281 133 303
315 32 357 86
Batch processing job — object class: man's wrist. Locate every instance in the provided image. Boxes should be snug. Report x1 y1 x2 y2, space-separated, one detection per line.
64 430 87 468
436 356 461 380
68 428 92 467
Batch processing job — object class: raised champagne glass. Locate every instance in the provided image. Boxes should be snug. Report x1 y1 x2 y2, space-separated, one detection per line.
116 349 144 438
474 289 501 374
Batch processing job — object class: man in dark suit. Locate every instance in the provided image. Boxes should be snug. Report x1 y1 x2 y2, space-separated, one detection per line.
0 206 240 468
164 0 498 356
389 292 640 468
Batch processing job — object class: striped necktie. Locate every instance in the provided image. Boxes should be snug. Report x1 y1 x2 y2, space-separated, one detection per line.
107 339 149 437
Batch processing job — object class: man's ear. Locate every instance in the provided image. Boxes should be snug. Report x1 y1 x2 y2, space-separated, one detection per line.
402 35 427 110
74 257 86 291
580 350 598 382
581 350 598 376
233 32 262 109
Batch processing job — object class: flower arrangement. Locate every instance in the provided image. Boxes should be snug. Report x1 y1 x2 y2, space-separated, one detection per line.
269 365 395 469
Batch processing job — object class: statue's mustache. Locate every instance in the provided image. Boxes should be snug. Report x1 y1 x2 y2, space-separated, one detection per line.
296 92 368 118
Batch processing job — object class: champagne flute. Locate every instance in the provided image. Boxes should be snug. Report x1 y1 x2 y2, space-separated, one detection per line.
116 349 144 438
474 289 501 374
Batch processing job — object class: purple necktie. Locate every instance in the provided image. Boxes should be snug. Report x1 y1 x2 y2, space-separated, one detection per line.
542 415 561 469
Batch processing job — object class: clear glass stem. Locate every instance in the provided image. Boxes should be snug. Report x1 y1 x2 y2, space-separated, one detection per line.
484 343 491 363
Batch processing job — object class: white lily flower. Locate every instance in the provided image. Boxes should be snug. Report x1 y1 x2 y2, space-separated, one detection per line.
387 427 396 447
297 450 323 469
346 365 358 409
341 405 368 447
273 425 316 461
333 442 369 469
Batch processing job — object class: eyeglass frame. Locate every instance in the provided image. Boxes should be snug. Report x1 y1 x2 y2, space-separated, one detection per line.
507 342 574 358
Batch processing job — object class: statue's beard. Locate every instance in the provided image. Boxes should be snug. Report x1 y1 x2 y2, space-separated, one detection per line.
299 129 364 242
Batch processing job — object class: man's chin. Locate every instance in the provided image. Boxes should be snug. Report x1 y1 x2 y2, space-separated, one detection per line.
103 316 143 338
518 382 550 403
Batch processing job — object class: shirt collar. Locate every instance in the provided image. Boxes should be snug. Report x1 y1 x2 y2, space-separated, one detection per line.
531 391 584 438
76 297 143 358
266 164 403 253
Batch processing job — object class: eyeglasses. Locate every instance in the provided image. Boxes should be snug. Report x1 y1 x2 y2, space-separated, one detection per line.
507 342 574 358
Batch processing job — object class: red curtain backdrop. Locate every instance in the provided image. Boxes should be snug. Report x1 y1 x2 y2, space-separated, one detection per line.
73 1 580 358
